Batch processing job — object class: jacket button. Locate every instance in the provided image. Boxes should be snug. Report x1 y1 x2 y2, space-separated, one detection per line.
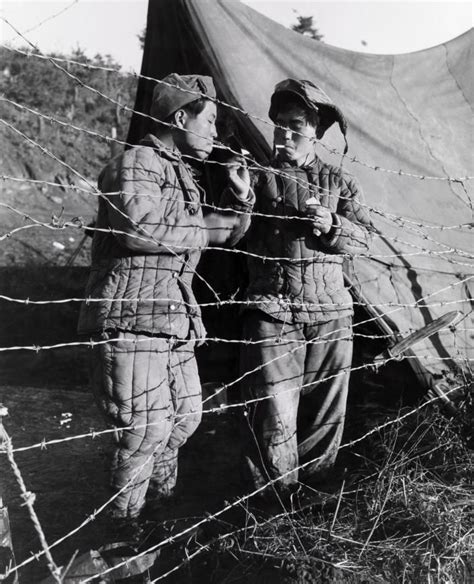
276 196 282 203
170 304 176 311
171 272 177 278
274 228 280 235
271 201 278 208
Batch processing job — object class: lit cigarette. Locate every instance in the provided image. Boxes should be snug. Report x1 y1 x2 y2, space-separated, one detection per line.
213 144 250 156
275 145 285 149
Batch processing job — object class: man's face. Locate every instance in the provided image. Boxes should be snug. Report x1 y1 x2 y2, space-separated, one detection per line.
177 100 217 161
273 105 317 167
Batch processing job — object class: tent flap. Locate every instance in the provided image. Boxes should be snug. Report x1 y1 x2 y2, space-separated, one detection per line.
129 0 473 386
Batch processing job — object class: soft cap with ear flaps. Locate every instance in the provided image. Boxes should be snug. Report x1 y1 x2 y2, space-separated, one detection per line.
269 78 348 154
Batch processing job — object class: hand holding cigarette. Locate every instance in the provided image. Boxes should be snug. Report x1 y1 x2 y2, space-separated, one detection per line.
222 147 251 202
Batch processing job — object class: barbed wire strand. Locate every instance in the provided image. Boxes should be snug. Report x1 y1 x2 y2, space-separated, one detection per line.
0 276 470 511
0 280 471 447
150 500 395 583
1 41 473 185
4 316 470 484
0 301 470 357
1 196 473 271
177 273 473 407
2 425 176 581
0 423 63 583
1 95 472 286
1 220 472 269
0 46 472 230
0 93 423 225
3 173 472 234
6 0 78 41
1 199 473 266
150 450 474 583
0 292 472 315
7 343 469 459
0 117 224 302
2 93 473 247
2 192 474 265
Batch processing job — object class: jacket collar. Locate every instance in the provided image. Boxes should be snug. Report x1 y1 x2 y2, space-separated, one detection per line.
140 133 182 163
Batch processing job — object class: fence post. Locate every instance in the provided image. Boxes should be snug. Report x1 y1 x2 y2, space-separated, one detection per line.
0 405 19 584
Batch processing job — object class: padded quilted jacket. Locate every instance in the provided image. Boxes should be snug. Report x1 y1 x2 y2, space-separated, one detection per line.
78 134 210 339
244 158 373 323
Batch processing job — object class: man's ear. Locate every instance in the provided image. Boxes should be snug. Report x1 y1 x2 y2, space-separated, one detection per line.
316 126 325 140
174 109 187 129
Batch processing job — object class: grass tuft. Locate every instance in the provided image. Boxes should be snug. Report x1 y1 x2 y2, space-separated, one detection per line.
182 399 473 584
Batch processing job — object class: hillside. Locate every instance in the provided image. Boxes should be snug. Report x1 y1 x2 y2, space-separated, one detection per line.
0 45 137 265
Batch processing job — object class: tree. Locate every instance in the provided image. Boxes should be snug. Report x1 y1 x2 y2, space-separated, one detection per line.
0 45 137 177
291 12 323 41
138 28 146 50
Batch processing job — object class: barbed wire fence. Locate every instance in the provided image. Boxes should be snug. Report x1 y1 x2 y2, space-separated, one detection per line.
0 16 473 584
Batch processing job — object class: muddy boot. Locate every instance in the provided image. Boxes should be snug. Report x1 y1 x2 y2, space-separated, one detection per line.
100 542 157 583
39 520 158 584
96 516 159 582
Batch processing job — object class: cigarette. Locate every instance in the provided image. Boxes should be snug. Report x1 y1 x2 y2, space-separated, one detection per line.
275 145 285 150
213 144 250 157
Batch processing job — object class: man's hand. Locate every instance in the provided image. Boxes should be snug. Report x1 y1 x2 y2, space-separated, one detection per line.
304 199 333 236
204 212 239 244
225 155 250 201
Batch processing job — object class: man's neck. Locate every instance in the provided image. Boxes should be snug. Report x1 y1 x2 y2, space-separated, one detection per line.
295 151 317 168
153 129 175 150
278 153 317 168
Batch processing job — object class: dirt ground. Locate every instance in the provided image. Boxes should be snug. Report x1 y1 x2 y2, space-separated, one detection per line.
0 381 245 583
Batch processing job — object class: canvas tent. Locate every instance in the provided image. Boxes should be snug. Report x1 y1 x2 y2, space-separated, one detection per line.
128 0 473 389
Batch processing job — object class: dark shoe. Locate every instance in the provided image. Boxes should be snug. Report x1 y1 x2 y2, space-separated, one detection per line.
141 492 179 523
246 485 294 517
100 541 157 583
105 516 145 547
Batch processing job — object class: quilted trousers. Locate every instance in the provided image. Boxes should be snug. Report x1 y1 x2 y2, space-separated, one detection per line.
89 331 202 519
240 312 353 495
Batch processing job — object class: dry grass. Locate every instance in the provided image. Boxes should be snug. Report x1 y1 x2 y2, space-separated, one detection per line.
180 397 473 584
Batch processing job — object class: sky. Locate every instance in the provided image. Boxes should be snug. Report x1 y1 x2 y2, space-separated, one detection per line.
0 0 472 72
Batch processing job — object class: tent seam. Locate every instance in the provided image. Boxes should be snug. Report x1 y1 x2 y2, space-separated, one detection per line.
388 55 471 210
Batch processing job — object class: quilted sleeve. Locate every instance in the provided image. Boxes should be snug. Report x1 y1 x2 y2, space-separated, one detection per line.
320 173 374 255
104 146 209 253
